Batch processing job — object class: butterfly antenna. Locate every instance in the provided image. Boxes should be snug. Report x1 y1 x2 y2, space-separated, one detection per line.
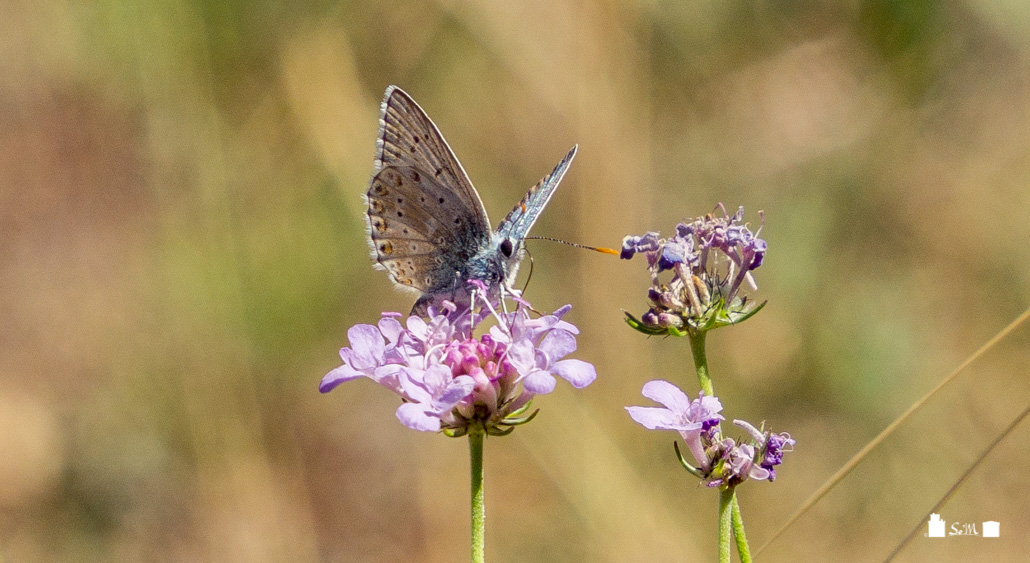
522 246 534 295
519 248 543 316
524 236 620 255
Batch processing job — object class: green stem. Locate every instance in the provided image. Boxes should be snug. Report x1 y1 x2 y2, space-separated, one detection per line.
689 330 714 397
719 487 733 563
691 324 741 562
469 423 485 563
731 494 752 563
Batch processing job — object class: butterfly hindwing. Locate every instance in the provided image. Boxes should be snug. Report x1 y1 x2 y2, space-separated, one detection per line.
367 165 489 293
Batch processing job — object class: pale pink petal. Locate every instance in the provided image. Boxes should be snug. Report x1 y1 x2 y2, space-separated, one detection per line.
550 359 596 388
523 370 557 394
641 380 691 413
406 316 428 341
396 403 440 432
378 317 403 344
435 375 474 409
539 330 576 362
625 406 679 429
319 364 364 393
398 368 432 403
507 339 536 375
346 324 386 369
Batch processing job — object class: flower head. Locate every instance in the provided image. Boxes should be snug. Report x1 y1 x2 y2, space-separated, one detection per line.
627 380 794 488
732 419 796 482
621 205 767 336
321 292 597 435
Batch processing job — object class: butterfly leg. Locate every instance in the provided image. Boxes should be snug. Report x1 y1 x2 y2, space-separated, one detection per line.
499 286 511 318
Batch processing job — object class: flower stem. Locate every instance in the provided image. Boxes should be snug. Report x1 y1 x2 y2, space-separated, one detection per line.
719 487 733 563
689 330 714 397
469 422 486 563
731 493 752 563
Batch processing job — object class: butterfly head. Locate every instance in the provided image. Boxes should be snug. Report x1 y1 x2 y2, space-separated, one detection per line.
492 232 526 288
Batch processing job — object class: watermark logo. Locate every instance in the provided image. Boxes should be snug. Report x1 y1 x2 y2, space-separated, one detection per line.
926 514 1000 538
928 514 945 538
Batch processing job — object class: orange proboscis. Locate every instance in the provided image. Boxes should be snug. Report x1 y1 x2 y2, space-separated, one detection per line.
525 236 619 255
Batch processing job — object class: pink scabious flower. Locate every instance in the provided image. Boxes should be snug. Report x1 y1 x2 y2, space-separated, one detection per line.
620 204 767 336
321 298 597 436
627 380 794 488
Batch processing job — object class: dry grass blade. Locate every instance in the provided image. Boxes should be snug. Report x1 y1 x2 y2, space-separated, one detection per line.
757 307 1030 555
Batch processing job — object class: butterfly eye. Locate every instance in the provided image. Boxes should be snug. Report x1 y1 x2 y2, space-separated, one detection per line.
500 239 514 258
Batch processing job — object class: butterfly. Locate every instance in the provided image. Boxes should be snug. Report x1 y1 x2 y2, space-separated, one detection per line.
365 86 577 315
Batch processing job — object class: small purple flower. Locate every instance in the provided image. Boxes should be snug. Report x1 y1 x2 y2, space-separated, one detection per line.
706 441 771 488
627 380 794 488
657 236 694 271
733 419 796 482
621 205 767 336
506 328 596 394
396 365 475 432
626 380 723 471
321 293 597 435
625 380 723 432
320 323 399 394
620 232 660 260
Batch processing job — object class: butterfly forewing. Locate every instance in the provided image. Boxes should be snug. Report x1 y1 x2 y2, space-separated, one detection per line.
375 86 491 231
498 145 577 242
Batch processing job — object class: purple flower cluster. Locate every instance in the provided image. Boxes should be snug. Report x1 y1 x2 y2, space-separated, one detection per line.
626 380 794 488
321 300 596 435
621 205 767 334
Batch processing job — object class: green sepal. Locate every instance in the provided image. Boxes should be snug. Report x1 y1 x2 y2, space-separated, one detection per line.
444 427 468 438
674 441 707 479
624 297 767 338
729 299 766 324
500 408 539 427
487 425 515 437
623 311 688 337
505 401 533 419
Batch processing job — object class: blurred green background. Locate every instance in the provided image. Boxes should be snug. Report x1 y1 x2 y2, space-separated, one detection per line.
2 1 1029 561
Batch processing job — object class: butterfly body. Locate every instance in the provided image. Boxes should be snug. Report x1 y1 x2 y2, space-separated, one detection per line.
365 86 576 314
